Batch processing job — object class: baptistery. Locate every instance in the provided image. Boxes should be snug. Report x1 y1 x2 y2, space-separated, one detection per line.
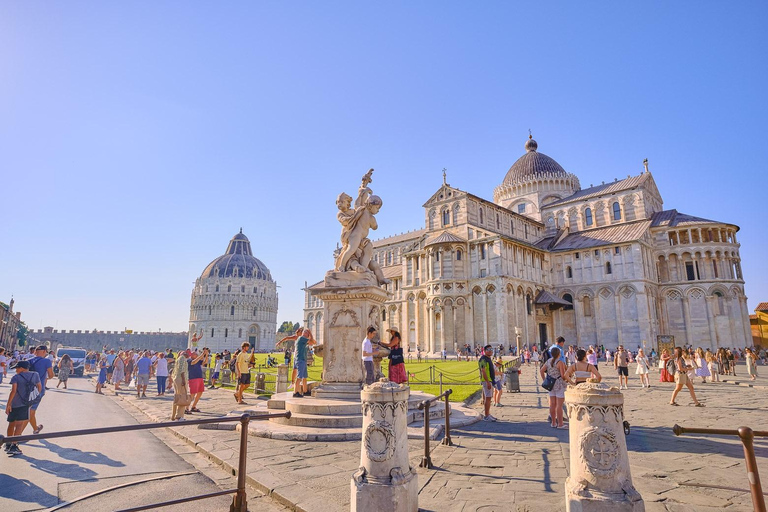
189 230 278 352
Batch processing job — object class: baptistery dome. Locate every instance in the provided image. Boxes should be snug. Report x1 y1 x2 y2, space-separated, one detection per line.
189 230 278 352
200 230 273 281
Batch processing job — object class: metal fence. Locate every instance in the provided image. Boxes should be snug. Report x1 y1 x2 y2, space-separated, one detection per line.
0 412 291 512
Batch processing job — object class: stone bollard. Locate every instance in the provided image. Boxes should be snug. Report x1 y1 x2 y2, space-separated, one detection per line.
276 364 289 394
351 379 418 512
564 382 644 512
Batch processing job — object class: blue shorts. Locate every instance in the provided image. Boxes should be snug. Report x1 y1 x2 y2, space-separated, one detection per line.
212 371 220 379
296 360 308 379
31 394 43 411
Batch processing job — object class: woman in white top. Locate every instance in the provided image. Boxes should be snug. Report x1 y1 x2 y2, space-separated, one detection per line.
564 349 602 385
634 348 651 388
154 353 169 396
530 347 540 364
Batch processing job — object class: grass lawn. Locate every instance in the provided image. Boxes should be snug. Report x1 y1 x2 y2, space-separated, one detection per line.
213 353 498 403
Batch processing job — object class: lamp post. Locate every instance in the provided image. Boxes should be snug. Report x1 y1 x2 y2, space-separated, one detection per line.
514 326 522 359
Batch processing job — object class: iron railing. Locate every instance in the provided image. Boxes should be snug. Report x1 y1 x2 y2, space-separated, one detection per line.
417 388 453 469
0 411 291 512
673 424 767 512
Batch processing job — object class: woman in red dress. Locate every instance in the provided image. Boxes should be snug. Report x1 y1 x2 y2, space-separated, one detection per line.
381 328 408 384
659 348 674 382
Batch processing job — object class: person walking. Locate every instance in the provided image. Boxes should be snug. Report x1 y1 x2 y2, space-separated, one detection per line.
113 352 127 391
56 354 73 389
635 348 650 388
694 348 711 383
95 355 108 394
27 345 54 435
706 349 719 382
381 328 407 384
586 347 598 370
478 345 496 422
669 347 704 407
124 352 134 386
564 349 602 384
188 348 209 412
5 360 42 456
0 348 7 385
209 354 222 389
745 348 758 380
614 345 630 389
170 351 189 421
541 346 570 429
154 352 169 395
135 351 152 398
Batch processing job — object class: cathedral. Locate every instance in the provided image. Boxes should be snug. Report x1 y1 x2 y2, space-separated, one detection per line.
189 230 278 352
304 137 751 353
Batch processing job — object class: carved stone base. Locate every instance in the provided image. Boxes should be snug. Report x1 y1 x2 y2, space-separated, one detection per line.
311 382 362 400
351 467 418 512
565 479 645 512
324 270 379 288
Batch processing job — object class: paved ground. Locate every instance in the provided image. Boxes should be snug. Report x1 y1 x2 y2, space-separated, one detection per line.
82 363 768 511
0 377 286 512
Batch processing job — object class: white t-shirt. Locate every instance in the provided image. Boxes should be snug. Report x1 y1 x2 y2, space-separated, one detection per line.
362 338 373 362
214 360 222 373
155 358 169 377
0 355 6 374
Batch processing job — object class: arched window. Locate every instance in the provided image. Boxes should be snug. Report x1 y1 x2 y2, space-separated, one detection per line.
479 208 484 224
231 305 235 316
211 328 215 337
387 252 392 265
253 307 257 316
585 208 593 227
442 210 450 226
526 294 533 315
480 244 486 260
583 297 592 316
224 328 228 338
566 266 573 279
215 284 219 292
612 202 621 221
496 213 500 229
228 285 232 292
253 286 257 293
205 285 209 292
510 220 515 234
562 293 574 311
714 291 724 315
436 251 440 262
382 309 387 321
208 306 212 315
241 285 245 293
238 328 242 337
524 225 528 238
456 249 462 261
606 262 612 274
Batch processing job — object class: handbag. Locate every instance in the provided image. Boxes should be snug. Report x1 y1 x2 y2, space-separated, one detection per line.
542 375 557 391
173 379 192 406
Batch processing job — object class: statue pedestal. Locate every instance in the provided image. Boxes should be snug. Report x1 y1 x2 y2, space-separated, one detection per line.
310 281 388 400
565 382 644 512
276 364 289 394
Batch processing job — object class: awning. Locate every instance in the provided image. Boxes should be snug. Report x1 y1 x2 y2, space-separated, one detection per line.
535 290 573 311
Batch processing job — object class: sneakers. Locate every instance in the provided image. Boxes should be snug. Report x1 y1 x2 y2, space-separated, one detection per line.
483 415 497 422
292 392 304 398
3 443 10 453
7 444 22 456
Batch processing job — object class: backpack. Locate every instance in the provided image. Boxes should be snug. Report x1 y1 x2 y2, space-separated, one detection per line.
17 372 41 407
540 348 552 367
665 358 676 376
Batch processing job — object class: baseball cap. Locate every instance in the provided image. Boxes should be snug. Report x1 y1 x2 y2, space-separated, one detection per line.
36 345 48 351
12 360 30 370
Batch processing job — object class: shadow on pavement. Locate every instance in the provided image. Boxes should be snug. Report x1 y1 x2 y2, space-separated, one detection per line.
35 439 127 467
0 474 58 507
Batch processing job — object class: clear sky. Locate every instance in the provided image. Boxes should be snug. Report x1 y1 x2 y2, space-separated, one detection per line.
1 1 766 333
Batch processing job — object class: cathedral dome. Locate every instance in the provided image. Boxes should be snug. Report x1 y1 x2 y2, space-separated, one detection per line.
502 136 568 185
200 230 273 281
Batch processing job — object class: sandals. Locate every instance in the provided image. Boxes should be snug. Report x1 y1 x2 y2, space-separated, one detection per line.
34 425 44 434
191 407 201 413
694 403 705 407
669 402 679 406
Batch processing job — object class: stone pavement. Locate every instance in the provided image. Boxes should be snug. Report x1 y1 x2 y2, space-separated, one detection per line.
91 362 768 512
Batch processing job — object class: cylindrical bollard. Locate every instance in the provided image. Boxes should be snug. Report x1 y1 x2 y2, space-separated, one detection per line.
351 379 418 512
276 364 289 394
564 382 644 512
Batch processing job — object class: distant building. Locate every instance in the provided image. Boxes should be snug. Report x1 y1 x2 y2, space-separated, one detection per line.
752 302 768 347
189 230 278 352
0 299 22 351
305 136 750 353
29 326 188 352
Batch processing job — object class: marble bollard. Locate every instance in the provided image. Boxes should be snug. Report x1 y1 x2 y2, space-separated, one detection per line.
565 382 644 512
351 379 417 512
276 364 289 394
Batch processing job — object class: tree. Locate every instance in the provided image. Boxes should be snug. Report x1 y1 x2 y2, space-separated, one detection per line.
17 323 28 347
278 321 297 334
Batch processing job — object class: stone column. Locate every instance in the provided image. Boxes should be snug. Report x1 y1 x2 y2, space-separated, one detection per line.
704 297 719 350
414 298 421 352
276 364 289 394
739 296 752 347
427 306 435 354
565 382 644 511
351 380 418 512
681 296 693 347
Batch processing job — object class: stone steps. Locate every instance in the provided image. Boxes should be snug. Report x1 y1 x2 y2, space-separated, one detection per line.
271 411 364 428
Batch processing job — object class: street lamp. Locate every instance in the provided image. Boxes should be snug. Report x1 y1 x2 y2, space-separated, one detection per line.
514 326 522 359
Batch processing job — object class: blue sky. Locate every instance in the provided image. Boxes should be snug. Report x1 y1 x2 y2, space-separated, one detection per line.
1 1 766 333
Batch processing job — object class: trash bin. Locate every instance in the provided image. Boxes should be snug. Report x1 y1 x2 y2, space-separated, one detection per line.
255 372 266 393
506 367 520 393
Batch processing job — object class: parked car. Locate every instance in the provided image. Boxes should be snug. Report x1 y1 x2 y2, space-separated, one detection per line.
54 347 87 377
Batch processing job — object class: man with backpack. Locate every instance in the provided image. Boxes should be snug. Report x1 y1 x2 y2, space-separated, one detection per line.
5 360 42 456
27 345 54 435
